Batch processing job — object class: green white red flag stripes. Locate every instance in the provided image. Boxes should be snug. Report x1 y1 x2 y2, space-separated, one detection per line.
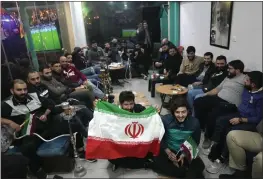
86 101 165 159
180 136 199 162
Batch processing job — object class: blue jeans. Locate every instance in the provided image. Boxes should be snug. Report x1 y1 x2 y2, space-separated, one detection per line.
81 66 101 76
87 80 105 99
187 88 204 116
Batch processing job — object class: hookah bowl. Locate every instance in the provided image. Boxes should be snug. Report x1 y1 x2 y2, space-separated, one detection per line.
61 102 87 178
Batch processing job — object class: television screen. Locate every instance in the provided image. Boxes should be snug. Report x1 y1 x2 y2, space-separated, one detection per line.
25 23 61 51
122 29 136 38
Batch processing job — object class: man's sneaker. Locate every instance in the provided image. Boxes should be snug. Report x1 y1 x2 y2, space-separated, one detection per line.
35 168 47 179
206 159 226 174
78 151 97 162
202 137 212 149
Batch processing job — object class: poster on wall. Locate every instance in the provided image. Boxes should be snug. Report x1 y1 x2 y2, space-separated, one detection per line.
210 2 233 49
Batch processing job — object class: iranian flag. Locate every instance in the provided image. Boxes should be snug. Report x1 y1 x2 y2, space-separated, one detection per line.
86 101 165 159
180 136 199 162
14 113 37 139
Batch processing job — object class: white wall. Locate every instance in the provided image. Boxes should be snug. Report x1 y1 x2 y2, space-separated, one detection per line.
180 2 262 71
69 2 87 48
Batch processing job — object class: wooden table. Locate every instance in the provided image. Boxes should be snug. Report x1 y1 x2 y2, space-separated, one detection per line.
112 91 151 107
109 65 125 70
156 84 188 113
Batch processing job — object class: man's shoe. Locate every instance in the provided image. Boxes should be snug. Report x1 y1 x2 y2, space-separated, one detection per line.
206 159 226 174
87 159 97 163
202 137 212 149
35 168 47 179
78 151 97 163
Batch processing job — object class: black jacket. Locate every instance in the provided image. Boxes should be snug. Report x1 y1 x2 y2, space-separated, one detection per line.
164 54 183 76
202 68 228 92
72 48 88 70
52 71 79 88
195 63 216 83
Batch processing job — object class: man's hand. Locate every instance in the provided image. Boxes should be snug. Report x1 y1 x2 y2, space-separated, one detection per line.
83 80 89 86
229 118 241 125
141 48 145 53
163 69 167 75
159 48 163 52
93 99 99 108
154 105 161 113
135 51 138 56
155 62 162 67
177 72 183 76
75 85 85 91
192 81 202 86
175 154 185 166
9 121 21 132
165 148 178 162
39 115 47 122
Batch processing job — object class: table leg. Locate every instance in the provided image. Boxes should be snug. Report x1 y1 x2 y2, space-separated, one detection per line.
151 80 156 98
148 79 152 92
159 94 166 114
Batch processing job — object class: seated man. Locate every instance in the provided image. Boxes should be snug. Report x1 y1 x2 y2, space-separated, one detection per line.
107 91 159 170
205 71 263 174
177 46 204 87
154 44 169 74
194 60 246 149
151 97 204 178
131 43 151 79
160 38 175 49
163 46 183 82
219 126 263 179
86 41 106 66
187 55 227 112
59 56 105 99
70 48 101 81
1 79 60 179
38 66 95 109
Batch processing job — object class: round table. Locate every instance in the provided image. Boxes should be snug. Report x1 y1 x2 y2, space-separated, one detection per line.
156 84 188 113
109 65 125 70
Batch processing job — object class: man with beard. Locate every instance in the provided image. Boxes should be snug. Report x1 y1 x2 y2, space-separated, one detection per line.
163 46 183 82
70 48 101 82
86 41 105 65
106 91 160 171
39 66 95 109
187 54 227 113
194 60 246 149
59 56 105 99
27 70 97 162
206 71 263 174
154 44 169 74
1 79 62 179
177 46 204 87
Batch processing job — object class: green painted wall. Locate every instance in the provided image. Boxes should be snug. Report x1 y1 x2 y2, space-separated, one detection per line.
160 8 168 40
169 2 180 46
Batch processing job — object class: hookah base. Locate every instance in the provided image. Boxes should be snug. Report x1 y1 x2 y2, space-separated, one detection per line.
73 165 87 178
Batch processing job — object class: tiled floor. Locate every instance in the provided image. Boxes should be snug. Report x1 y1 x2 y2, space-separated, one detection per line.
48 78 233 178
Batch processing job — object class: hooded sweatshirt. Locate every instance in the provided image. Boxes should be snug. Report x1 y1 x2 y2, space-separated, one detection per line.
238 88 263 124
62 65 87 85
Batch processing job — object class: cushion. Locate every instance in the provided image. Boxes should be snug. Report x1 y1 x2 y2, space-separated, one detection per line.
36 136 71 157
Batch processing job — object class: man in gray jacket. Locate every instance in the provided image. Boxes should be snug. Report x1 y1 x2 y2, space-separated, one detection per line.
86 41 106 65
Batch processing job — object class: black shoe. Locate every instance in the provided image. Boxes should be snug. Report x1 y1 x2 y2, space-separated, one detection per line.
35 168 47 179
78 151 97 162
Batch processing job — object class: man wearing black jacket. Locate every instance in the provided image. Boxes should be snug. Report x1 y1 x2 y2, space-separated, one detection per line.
154 44 169 74
187 55 227 114
1 80 61 179
163 46 183 82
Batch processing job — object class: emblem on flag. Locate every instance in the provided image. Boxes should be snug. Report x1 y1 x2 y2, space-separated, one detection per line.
125 122 144 139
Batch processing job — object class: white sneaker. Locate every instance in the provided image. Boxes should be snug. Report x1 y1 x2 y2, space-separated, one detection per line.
206 159 226 174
